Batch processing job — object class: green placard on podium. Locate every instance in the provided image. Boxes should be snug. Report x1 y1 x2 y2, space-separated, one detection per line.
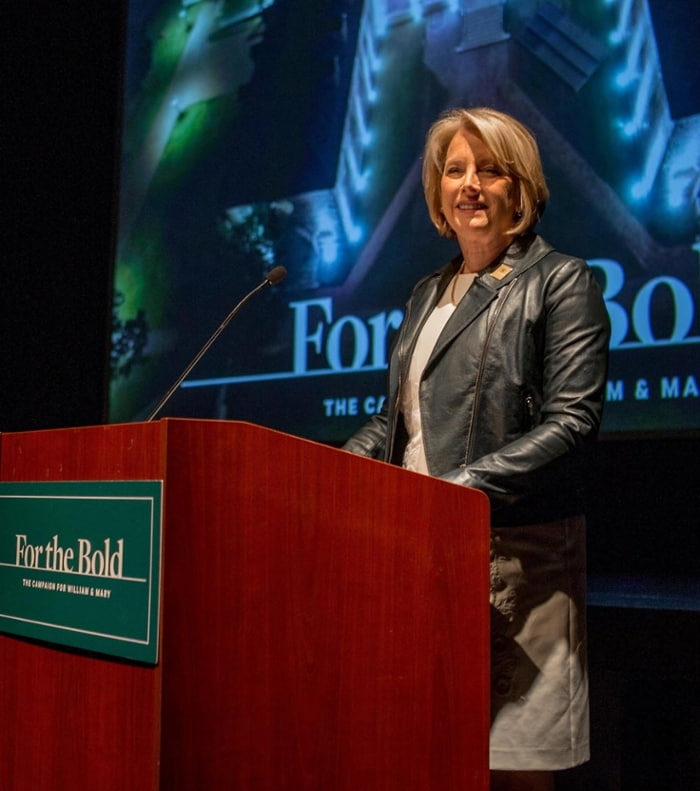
0 480 162 663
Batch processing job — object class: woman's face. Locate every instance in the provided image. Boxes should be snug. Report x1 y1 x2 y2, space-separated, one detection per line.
440 129 517 250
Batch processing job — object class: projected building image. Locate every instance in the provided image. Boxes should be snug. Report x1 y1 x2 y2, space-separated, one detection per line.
111 0 700 439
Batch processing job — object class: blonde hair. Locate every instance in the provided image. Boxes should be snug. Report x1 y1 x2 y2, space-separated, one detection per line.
422 107 549 238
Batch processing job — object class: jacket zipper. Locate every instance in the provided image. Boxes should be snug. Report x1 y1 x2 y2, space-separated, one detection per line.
525 393 535 429
388 295 415 462
462 279 518 467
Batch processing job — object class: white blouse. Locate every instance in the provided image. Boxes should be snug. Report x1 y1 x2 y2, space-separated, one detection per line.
400 272 477 474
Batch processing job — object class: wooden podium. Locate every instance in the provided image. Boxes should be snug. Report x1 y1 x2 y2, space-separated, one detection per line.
0 419 490 790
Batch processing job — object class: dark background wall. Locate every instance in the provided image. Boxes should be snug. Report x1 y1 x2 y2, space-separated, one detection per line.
3 3 698 787
2 3 122 431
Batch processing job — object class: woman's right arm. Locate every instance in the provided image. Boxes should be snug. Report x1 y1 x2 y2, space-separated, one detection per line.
342 406 389 459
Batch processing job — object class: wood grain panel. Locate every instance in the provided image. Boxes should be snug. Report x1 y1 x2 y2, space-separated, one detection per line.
0 419 490 790
158 420 489 790
0 422 165 791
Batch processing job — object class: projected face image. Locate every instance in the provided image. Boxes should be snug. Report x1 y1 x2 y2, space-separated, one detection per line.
441 130 516 262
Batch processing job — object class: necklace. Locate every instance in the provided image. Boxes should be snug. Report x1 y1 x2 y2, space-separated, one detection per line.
450 274 460 305
450 271 476 305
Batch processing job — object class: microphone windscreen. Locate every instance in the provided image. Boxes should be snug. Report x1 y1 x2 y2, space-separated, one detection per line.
265 266 287 285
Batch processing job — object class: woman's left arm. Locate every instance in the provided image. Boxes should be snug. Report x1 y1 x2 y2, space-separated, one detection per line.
441 259 611 506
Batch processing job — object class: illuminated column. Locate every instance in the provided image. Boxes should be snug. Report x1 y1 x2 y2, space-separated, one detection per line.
615 1 673 199
615 18 645 87
608 0 635 45
333 1 384 243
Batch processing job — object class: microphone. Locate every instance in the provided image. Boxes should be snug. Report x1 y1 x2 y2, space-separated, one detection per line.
145 266 287 422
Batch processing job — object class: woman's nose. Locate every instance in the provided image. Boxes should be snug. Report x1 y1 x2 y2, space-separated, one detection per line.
461 168 479 190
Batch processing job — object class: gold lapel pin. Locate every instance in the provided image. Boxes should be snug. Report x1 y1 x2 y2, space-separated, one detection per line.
491 264 513 281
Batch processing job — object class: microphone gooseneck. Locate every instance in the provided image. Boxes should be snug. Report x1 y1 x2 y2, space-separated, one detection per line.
145 266 287 422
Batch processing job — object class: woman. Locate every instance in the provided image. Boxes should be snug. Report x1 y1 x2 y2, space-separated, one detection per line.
343 107 610 790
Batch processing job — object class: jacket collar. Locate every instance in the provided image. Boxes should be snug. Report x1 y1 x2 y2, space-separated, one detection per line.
476 233 553 291
399 234 553 372
426 234 552 365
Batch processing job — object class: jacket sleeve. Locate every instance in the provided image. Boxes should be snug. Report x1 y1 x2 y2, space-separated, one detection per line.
341 405 389 459
440 259 610 511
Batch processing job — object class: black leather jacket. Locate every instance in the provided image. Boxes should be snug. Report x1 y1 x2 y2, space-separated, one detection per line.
343 234 611 525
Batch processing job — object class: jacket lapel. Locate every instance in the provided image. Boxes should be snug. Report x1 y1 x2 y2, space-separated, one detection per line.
395 261 456 370
428 280 496 363
425 235 553 367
